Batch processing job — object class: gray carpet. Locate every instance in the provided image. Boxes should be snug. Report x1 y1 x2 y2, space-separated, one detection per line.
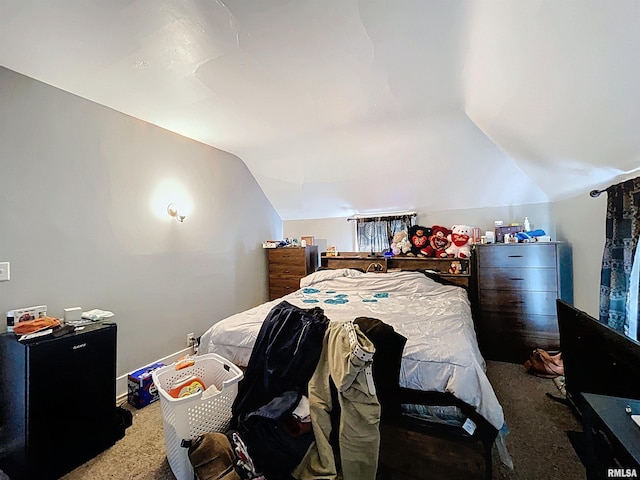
487 361 585 479
55 360 585 480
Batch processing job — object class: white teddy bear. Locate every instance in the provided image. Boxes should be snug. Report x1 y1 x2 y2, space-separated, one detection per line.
391 230 411 256
445 225 473 258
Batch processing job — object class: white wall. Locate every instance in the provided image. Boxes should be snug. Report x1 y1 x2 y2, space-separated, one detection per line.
553 192 608 318
0 67 282 377
284 202 554 252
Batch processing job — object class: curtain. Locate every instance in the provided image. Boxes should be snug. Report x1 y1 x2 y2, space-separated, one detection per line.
599 177 640 339
356 215 415 254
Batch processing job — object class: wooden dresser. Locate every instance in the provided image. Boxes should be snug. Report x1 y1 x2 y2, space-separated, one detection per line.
473 242 573 363
267 246 318 300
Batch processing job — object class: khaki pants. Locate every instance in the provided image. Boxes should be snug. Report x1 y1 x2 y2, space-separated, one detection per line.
293 321 381 480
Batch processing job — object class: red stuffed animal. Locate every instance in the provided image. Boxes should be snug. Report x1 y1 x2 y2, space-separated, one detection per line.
424 225 451 258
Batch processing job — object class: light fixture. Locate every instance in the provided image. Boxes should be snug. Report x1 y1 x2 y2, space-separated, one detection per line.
167 203 186 223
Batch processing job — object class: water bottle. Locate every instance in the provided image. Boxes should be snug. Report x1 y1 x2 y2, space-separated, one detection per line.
524 217 531 232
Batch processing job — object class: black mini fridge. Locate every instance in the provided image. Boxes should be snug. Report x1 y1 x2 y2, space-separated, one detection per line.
0 322 118 480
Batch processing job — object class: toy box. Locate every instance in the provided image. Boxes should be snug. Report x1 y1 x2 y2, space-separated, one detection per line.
128 362 165 408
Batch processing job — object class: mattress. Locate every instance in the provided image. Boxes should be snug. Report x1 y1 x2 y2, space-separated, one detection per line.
199 268 504 430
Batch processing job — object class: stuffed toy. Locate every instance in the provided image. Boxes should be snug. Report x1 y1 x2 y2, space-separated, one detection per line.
448 260 462 274
445 224 473 258
390 230 411 256
407 225 432 257
424 225 451 258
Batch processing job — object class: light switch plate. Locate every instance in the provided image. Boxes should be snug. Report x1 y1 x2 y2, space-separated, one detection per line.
0 262 9 281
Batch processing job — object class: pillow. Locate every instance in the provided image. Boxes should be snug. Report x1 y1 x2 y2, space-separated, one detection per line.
300 268 364 288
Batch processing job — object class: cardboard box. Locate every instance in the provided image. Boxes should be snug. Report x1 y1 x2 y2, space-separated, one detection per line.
7 305 47 333
326 246 338 257
128 362 165 408
495 225 523 243
301 235 315 246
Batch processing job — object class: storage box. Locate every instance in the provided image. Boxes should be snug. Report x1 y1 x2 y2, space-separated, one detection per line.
6 305 47 333
152 354 243 480
128 362 165 409
326 246 338 257
301 235 315 246
495 225 523 243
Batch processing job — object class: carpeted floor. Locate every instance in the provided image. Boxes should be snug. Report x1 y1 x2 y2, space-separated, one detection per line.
487 361 585 479
55 360 586 480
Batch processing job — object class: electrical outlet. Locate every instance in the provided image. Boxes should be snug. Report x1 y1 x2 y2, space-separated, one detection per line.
0 262 9 282
186 332 195 347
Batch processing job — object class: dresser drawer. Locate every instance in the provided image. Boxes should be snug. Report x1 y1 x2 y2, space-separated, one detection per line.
479 312 560 336
478 267 558 291
479 290 559 316
476 312 560 362
268 275 301 300
269 262 307 276
478 244 557 268
268 248 306 262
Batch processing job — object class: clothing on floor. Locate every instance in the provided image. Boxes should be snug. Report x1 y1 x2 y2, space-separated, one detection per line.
234 390 314 480
293 320 381 480
232 301 330 425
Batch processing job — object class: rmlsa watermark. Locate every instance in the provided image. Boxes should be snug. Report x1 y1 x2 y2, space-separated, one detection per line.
608 468 638 478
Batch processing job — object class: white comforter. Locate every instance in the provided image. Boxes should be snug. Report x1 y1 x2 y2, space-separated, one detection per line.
199 269 504 430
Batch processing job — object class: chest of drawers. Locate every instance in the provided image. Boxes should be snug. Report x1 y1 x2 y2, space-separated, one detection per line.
474 242 573 363
267 246 318 300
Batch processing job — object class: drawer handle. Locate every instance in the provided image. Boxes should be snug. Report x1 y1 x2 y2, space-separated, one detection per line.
283 270 290 273
509 278 525 281
509 300 525 304
507 255 523 258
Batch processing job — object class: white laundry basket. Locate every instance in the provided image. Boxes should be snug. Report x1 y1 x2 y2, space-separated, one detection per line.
152 353 243 480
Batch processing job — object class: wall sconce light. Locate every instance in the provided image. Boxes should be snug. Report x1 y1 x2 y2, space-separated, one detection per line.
167 203 186 223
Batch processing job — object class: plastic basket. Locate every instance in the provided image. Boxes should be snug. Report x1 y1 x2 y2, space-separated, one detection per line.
151 353 243 480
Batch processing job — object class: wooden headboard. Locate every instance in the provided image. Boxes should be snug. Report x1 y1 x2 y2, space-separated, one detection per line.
320 252 471 289
557 299 640 414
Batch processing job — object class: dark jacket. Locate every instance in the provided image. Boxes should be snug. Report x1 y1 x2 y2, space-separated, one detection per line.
232 301 329 424
354 316 407 417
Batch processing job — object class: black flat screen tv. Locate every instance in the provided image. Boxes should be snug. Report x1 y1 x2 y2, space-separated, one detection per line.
557 299 640 414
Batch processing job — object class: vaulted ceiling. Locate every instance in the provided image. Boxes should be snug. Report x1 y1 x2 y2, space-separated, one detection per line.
1 1 639 220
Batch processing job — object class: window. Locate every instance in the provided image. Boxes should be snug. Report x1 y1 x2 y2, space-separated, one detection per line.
351 213 416 254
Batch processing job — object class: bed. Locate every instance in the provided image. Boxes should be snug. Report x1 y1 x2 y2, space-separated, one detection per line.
199 268 506 478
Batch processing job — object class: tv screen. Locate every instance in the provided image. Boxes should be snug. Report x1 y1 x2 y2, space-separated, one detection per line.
557 299 640 412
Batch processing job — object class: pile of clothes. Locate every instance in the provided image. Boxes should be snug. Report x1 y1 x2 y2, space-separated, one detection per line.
188 300 406 480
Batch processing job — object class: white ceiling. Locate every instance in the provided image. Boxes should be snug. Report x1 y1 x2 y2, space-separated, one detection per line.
2 0 639 220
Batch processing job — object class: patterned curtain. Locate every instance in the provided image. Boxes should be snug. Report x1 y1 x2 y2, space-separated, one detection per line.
599 177 640 338
356 214 415 254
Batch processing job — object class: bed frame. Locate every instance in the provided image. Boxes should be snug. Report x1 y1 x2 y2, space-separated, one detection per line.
556 299 640 416
379 388 498 479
